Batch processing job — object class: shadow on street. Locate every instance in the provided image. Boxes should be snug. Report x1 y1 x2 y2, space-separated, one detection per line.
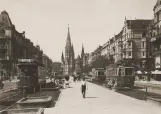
85 97 98 98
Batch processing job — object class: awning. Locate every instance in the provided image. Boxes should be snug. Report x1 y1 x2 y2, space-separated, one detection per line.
136 71 142 74
136 71 148 74
151 70 161 74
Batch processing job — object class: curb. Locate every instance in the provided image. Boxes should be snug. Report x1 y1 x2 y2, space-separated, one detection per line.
0 88 17 94
147 97 161 106
55 88 63 107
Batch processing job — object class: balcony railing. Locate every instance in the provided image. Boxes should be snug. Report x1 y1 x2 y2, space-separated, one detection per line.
151 32 161 42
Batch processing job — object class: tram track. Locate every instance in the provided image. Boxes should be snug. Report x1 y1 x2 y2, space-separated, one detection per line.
0 90 22 110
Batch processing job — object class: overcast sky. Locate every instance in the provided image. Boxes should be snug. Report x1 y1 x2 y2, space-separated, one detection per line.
0 0 156 62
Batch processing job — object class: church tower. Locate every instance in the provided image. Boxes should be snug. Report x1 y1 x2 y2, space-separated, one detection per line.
64 25 74 75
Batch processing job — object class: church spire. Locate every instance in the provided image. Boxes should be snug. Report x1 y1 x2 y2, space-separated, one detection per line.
81 44 84 59
66 24 71 47
71 44 74 53
61 51 65 64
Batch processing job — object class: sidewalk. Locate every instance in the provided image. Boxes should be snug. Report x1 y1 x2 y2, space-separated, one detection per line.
44 81 161 114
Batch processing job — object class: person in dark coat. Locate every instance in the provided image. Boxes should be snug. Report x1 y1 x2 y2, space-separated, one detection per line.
0 79 4 89
81 78 87 98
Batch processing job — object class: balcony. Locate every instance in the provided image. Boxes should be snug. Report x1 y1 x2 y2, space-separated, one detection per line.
151 32 161 42
0 45 7 50
152 49 161 56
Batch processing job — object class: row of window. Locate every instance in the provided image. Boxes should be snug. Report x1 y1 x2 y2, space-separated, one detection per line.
123 52 151 57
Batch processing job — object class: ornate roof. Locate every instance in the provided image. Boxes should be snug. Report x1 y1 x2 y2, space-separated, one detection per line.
0 11 12 30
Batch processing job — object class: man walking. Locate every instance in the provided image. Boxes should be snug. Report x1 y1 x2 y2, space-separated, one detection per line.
81 78 87 98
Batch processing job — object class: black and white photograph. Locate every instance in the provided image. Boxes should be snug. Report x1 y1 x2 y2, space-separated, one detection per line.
0 0 161 114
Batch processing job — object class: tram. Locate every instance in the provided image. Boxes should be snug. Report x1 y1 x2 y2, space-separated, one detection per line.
92 68 106 83
106 64 135 89
17 59 46 93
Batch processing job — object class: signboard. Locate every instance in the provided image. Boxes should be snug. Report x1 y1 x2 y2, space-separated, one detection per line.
134 34 142 38
18 59 34 62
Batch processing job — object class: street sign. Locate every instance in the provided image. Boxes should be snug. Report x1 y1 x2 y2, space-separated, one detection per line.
18 59 34 62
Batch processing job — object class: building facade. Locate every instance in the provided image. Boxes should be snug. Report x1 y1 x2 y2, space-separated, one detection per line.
92 18 152 71
0 11 52 79
75 55 81 75
52 62 62 73
149 0 161 70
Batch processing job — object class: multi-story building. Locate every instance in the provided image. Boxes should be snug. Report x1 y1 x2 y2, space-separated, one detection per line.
52 62 62 73
82 53 89 67
0 11 52 79
100 41 109 57
149 0 161 70
120 19 152 69
42 54 53 76
0 11 37 79
92 18 152 71
75 55 81 75
115 30 123 63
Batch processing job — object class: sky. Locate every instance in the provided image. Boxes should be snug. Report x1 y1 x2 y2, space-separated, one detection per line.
0 0 156 62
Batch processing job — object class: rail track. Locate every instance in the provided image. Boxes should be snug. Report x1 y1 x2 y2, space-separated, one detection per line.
0 89 22 110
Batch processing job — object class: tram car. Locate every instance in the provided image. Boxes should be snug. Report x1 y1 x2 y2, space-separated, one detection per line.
17 59 46 93
92 68 106 83
106 64 135 89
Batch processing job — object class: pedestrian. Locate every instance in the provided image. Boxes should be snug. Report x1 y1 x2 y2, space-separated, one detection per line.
73 75 76 82
0 79 4 89
81 77 87 98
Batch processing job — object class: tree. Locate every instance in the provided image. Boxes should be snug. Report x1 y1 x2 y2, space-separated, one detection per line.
91 55 110 69
83 64 92 74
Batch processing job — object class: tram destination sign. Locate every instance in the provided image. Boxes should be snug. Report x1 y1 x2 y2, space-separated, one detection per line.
18 59 34 62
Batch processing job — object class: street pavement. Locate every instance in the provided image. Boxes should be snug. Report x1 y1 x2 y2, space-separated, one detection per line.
44 80 161 114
